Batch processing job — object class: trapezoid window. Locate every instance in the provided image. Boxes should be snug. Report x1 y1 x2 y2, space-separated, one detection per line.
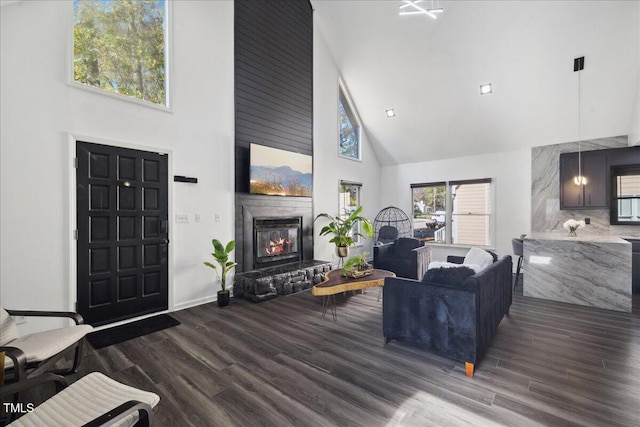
338 84 361 160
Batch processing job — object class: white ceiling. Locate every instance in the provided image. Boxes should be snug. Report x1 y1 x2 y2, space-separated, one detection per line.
312 0 640 166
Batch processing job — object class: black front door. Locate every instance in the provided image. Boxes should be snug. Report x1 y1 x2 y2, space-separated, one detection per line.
77 141 169 326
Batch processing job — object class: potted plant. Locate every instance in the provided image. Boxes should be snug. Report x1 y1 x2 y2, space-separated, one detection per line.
204 239 237 307
315 206 374 258
341 252 373 278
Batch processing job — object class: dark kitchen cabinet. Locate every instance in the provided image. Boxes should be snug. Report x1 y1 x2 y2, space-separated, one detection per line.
627 239 640 294
560 151 608 209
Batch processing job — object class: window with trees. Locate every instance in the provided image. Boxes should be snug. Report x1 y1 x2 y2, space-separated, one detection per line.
338 85 361 160
411 179 493 246
73 0 168 107
339 181 362 243
412 182 447 243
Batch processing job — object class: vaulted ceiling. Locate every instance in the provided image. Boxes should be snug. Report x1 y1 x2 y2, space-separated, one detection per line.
312 0 640 166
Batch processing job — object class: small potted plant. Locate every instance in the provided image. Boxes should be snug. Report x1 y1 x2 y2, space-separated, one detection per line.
563 218 585 237
204 239 237 307
341 252 373 278
315 206 374 258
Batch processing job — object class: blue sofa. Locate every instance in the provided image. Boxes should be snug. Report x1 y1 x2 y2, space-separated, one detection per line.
382 255 512 376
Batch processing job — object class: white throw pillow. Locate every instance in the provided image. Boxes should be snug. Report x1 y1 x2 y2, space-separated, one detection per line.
463 247 493 271
427 261 482 274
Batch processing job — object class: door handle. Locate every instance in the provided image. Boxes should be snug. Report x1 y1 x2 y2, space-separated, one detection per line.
160 220 169 245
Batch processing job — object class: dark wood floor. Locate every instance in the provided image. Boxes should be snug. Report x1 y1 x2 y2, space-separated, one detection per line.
69 285 640 426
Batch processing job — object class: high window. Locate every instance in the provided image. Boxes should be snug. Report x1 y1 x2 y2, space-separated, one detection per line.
73 0 169 107
339 181 362 244
338 85 361 160
411 179 493 246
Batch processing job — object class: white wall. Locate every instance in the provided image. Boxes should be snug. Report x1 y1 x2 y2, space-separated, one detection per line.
631 86 640 146
313 17 382 264
0 0 235 333
379 149 531 263
630 3 640 147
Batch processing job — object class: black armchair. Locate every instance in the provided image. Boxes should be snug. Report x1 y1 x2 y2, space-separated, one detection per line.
373 237 431 280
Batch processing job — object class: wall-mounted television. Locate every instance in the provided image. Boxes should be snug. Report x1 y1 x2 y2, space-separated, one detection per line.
250 143 313 197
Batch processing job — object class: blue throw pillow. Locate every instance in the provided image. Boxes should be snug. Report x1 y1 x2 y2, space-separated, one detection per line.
423 266 476 285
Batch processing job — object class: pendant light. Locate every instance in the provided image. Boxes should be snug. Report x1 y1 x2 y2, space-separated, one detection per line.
573 56 587 186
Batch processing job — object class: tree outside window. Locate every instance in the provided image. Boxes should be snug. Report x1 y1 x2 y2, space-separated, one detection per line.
412 183 446 243
339 182 362 243
73 0 168 106
338 87 360 160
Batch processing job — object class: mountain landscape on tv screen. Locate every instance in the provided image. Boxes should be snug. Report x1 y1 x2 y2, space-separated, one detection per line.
250 165 312 197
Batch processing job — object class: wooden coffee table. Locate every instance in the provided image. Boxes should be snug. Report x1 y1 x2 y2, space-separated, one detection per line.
312 269 395 321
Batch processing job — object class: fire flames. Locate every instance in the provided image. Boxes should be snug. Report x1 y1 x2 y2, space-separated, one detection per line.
265 237 293 255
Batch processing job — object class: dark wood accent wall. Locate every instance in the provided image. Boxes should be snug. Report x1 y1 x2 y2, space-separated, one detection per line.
234 0 313 193
234 0 314 272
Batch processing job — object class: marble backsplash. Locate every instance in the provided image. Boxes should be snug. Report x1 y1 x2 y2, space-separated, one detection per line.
531 135 640 238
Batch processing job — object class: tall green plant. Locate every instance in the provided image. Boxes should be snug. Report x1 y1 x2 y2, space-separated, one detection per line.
315 206 373 247
204 239 237 292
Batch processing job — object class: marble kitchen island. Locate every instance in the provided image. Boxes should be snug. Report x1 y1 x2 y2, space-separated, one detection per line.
523 232 632 312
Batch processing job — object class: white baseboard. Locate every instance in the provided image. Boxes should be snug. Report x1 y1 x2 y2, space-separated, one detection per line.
173 295 217 312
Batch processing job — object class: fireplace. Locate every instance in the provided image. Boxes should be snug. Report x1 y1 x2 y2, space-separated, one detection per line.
253 217 302 268
236 195 313 272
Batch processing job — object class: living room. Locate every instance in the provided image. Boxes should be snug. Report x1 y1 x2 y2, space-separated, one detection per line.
1 0 640 425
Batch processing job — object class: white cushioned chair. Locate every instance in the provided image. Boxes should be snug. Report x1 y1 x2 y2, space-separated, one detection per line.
0 371 160 426
1 308 93 382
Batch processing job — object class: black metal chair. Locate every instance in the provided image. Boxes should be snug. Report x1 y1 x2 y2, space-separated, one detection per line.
512 238 524 289
373 207 412 244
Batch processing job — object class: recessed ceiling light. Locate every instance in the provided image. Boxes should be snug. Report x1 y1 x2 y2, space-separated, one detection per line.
386 109 396 118
480 83 493 95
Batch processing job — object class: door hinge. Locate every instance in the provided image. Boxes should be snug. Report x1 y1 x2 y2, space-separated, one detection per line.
74 157 78 168
74 229 78 240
